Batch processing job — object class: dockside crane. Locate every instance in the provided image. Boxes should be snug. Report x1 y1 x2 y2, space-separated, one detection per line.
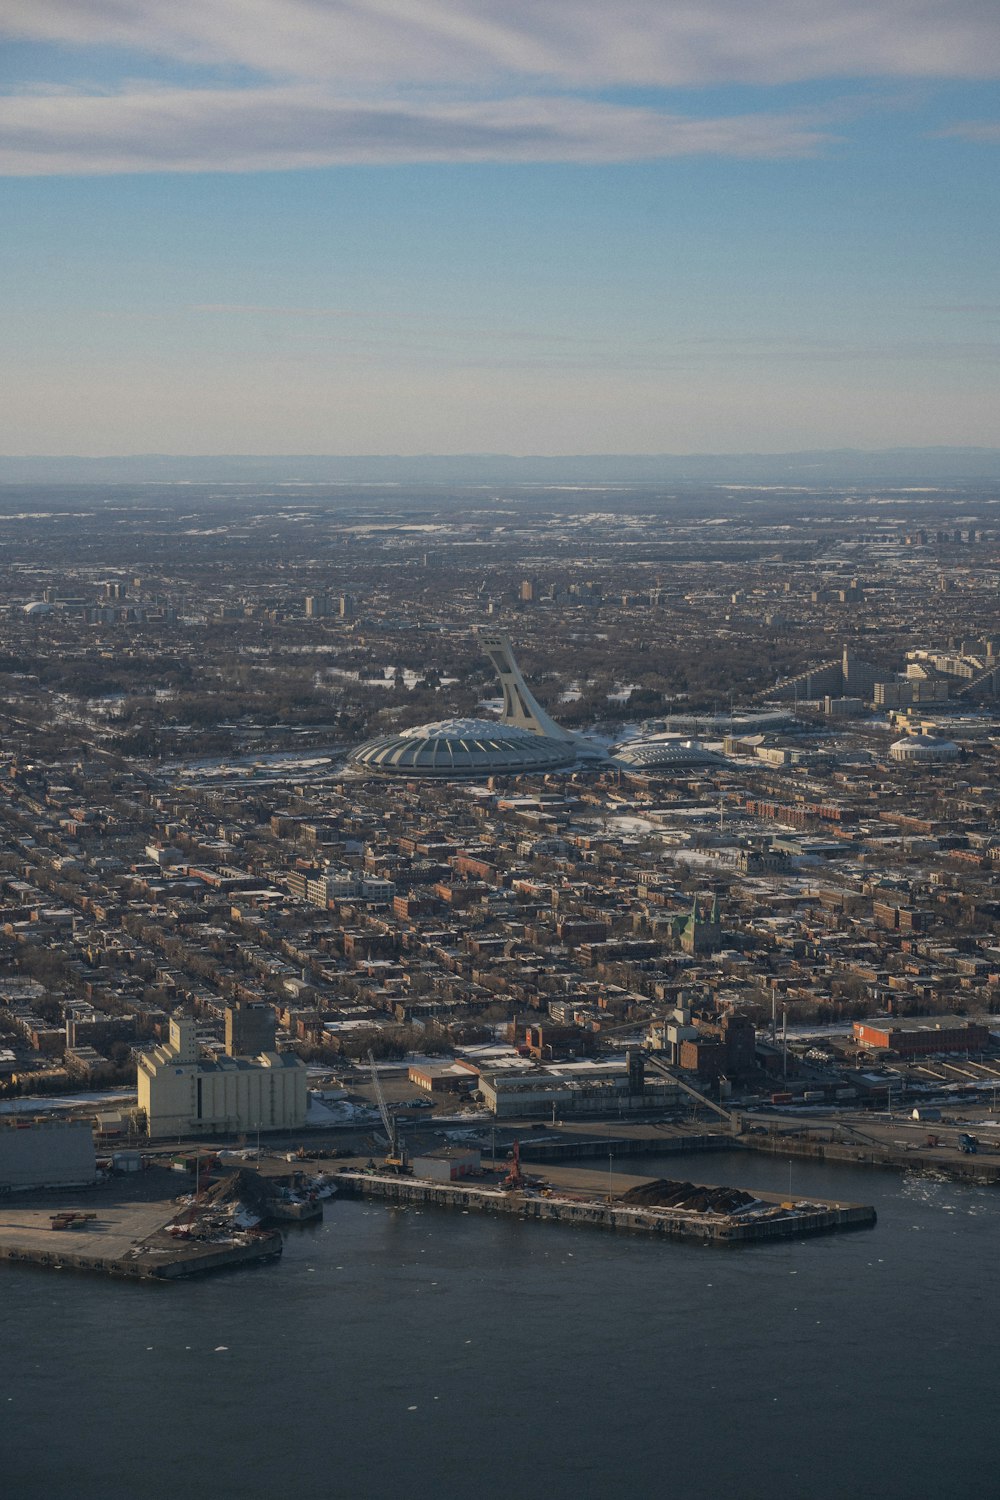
502 1138 524 1193
367 1050 410 1173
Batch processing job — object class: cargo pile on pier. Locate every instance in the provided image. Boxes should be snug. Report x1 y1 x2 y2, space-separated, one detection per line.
620 1179 758 1214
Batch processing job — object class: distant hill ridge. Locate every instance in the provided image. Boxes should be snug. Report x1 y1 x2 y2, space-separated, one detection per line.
2 448 999 485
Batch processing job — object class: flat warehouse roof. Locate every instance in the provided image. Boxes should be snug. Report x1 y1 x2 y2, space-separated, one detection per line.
860 1017 986 1032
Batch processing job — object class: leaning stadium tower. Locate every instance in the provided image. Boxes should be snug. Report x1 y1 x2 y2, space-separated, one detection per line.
474 630 576 741
347 630 600 778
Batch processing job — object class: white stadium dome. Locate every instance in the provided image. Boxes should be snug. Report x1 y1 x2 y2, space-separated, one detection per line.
349 716 577 777
612 736 724 771
347 633 596 780
889 733 959 763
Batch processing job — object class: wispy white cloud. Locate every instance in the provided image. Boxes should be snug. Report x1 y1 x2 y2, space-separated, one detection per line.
935 120 1000 142
175 305 1000 371
923 302 1000 313
668 333 1000 364
2 2 996 176
0 86 836 175
191 304 357 315
5 1 1000 86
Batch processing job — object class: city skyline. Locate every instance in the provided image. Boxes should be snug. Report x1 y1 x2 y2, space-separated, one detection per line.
2 1 999 455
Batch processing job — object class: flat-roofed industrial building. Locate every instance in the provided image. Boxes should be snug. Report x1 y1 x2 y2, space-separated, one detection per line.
853 1017 990 1056
477 1063 681 1119
0 1119 97 1191
138 1012 307 1138
410 1146 481 1181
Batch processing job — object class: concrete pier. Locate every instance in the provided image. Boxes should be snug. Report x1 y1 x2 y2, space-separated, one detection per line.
0 1228 283 1280
0 1212 283 1281
519 1131 727 1164
336 1169 876 1244
515 1120 1000 1184
735 1131 1000 1183
0 1170 286 1283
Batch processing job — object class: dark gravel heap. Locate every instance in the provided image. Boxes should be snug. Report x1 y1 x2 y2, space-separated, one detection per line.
619 1179 758 1214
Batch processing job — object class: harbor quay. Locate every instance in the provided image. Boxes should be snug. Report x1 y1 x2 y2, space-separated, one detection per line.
514 1116 1000 1183
335 1166 876 1245
0 1164 287 1283
0 1143 876 1286
734 1127 1000 1182
14 1104 996 1285
0 1222 282 1281
0 1196 282 1282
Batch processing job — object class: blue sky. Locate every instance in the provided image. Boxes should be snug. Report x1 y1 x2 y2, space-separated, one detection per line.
2 2 999 456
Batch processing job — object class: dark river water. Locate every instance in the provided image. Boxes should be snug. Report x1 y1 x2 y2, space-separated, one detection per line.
3 1151 997 1500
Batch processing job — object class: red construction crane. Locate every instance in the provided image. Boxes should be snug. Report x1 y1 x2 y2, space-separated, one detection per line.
502 1138 524 1192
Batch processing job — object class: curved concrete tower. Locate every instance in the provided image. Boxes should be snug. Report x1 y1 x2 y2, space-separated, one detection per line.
476 630 575 741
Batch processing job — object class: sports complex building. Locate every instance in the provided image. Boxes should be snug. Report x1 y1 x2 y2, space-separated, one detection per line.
348 632 598 779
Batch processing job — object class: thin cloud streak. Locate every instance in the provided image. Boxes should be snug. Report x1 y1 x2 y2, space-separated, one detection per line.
0 87 836 175
195 310 1000 363
6 1 1000 85
149 314 600 353
192 304 358 316
936 120 1000 142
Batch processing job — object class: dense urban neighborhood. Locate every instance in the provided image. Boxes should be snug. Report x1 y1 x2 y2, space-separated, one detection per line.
2 481 1000 1152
